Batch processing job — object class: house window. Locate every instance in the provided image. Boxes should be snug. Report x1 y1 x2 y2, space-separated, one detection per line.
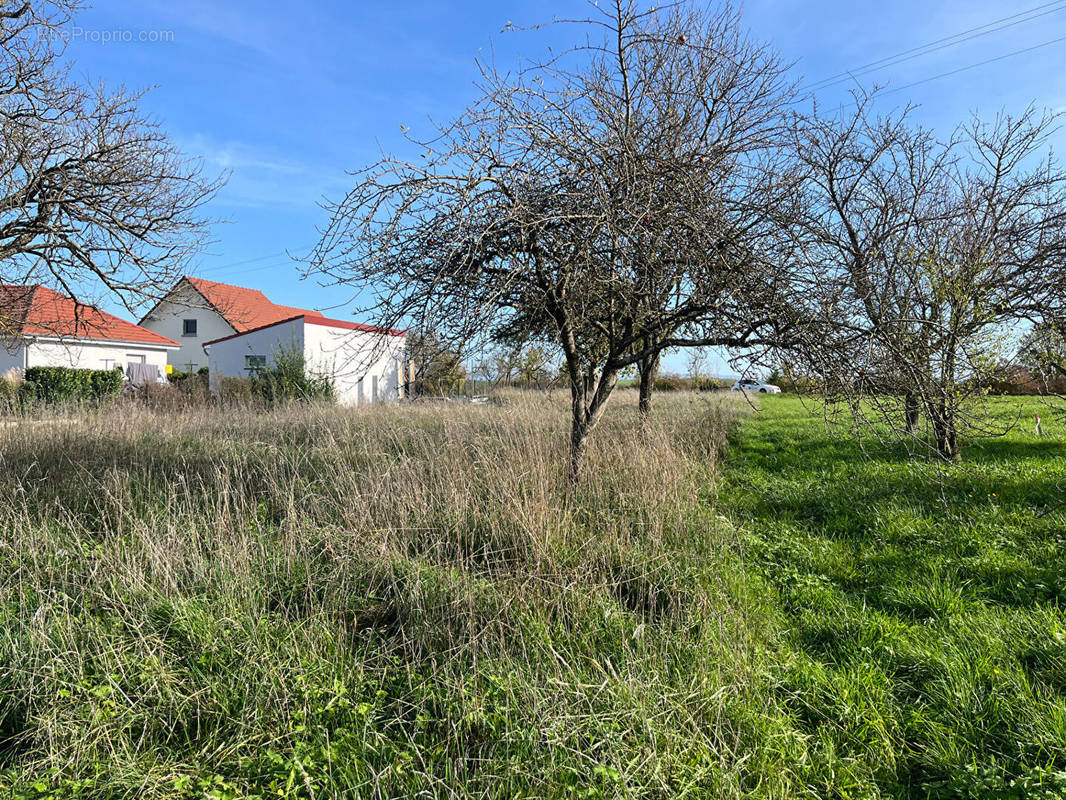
245 355 267 375
183 319 198 337
127 354 146 365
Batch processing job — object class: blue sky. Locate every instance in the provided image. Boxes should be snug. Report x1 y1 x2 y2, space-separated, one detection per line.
66 1 1066 376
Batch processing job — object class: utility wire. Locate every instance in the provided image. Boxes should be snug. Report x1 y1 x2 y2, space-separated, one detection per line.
880 32 1066 95
200 250 289 271
195 241 318 278
804 0 1066 91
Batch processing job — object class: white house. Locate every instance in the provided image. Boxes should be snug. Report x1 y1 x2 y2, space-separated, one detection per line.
204 313 407 405
1 284 178 379
138 276 328 372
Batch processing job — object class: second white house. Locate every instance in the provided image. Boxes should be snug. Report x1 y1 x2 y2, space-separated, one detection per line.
203 313 406 405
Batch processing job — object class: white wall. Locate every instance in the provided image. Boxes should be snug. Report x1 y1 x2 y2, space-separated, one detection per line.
25 339 172 378
206 318 304 392
0 342 25 376
140 282 234 371
303 323 405 405
205 318 406 406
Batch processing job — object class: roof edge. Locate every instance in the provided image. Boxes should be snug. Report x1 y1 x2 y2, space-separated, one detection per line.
202 314 406 347
304 316 406 337
202 314 305 347
27 333 181 348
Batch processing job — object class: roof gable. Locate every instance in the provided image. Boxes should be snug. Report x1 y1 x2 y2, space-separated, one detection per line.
182 277 326 333
0 284 179 347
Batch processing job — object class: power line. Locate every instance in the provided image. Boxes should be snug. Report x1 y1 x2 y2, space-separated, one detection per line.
192 259 306 285
198 249 289 272
195 241 318 277
880 32 1066 95
803 0 1066 92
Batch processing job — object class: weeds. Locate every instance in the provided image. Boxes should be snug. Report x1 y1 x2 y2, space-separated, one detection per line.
3 392 1061 797
0 391 797 799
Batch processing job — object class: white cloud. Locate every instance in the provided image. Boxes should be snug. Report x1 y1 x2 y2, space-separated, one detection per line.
180 134 350 210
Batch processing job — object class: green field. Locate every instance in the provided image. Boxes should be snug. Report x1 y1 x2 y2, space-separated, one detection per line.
0 393 1063 798
720 395 1066 798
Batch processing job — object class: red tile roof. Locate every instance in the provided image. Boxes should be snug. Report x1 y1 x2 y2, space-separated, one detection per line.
203 314 405 347
0 285 179 347
305 316 405 337
181 277 327 333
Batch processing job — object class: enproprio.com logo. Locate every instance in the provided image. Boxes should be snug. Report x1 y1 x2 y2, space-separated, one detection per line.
47 27 176 44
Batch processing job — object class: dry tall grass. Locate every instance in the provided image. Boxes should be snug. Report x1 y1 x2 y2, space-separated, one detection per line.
0 391 800 798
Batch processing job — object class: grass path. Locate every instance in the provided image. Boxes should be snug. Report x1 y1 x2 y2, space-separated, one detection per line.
717 395 1066 799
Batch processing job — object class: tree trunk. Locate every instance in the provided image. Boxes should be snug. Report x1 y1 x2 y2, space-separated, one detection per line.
637 352 660 422
568 377 590 485
905 392 920 434
568 413 591 485
566 366 619 485
929 401 959 460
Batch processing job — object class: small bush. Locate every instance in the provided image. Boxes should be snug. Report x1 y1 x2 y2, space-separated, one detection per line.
251 346 335 405
218 376 255 406
136 381 213 412
653 373 684 392
89 368 123 397
0 373 19 413
168 367 208 387
691 376 728 391
23 366 123 404
984 363 1066 396
652 375 726 392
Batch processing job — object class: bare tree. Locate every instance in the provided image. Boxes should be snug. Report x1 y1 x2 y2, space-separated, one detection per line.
0 1 222 318
1021 320 1066 380
310 1 797 481
783 94 1066 459
685 348 707 382
406 330 466 397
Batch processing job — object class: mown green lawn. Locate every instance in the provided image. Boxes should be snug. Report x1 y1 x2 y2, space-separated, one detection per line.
720 395 1066 799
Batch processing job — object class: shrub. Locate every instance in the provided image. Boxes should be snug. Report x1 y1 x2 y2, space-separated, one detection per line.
653 373 684 392
23 366 123 404
136 380 213 412
691 376 727 391
0 373 18 413
984 363 1066 396
218 376 255 406
89 368 123 398
168 367 208 387
251 345 335 405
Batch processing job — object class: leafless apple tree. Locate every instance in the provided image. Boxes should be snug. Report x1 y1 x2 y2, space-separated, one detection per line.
310 0 800 481
780 94 1066 459
0 1 222 319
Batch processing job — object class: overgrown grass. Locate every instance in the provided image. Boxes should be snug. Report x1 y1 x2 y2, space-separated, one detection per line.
0 392 805 799
2 391 1063 798
720 395 1066 799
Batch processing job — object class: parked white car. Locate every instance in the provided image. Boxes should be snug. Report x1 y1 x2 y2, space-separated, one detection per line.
731 378 781 394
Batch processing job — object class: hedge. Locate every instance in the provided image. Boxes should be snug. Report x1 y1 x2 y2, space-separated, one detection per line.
24 366 124 404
